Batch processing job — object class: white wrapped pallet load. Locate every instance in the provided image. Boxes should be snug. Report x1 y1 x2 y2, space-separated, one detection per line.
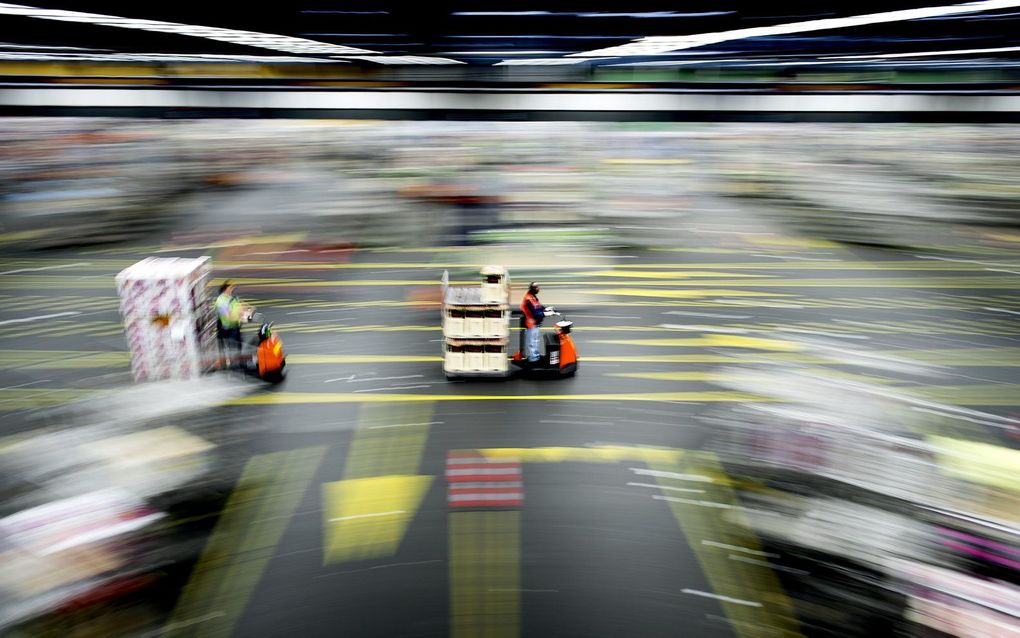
115 257 214 382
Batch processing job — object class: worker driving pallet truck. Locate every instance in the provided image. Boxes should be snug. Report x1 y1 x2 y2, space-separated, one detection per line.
441 267 577 379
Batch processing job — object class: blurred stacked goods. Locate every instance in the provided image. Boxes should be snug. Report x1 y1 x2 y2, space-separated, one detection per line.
441 266 511 378
0 120 195 249
115 257 216 382
701 339 1020 636
717 125 1020 248
0 386 241 636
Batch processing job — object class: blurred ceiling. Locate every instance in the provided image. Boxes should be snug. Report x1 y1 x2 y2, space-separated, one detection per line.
0 1 1018 67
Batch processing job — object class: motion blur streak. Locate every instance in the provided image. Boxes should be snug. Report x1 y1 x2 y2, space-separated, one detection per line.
0 117 1018 638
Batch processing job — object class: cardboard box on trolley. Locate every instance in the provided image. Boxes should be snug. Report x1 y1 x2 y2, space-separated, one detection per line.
441 266 511 377
115 257 216 381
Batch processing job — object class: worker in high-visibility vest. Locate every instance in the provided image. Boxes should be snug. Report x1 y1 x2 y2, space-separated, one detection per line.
520 282 549 363
215 281 248 364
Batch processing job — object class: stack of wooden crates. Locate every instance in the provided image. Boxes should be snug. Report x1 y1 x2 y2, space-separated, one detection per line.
441 266 511 378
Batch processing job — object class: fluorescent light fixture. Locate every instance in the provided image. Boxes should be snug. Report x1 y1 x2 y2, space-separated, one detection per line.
567 0 1020 57
338 55 465 65
0 52 346 62
576 12 734 18
603 58 763 66
0 4 467 65
442 50 562 55
0 2 376 54
300 10 389 14
495 57 611 65
827 45 1020 59
0 42 108 51
453 11 551 16
449 35 641 39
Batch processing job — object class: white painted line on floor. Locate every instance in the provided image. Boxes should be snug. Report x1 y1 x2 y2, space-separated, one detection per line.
0 311 80 326
488 588 559 593
985 268 1020 276
446 468 521 476
660 324 750 334
0 262 90 275
663 311 752 319
448 492 522 502
287 309 357 316
627 482 705 494
711 299 804 308
0 379 51 390
654 495 734 509
776 328 870 340
568 315 643 320
985 307 1020 316
329 510 405 522
631 468 714 483
681 589 763 607
324 375 356 383
369 421 444 429
241 249 310 256
348 375 426 383
452 481 523 489
701 540 780 558
446 456 521 465
751 254 839 262
353 384 431 393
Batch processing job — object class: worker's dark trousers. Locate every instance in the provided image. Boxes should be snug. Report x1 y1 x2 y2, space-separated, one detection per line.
218 325 242 362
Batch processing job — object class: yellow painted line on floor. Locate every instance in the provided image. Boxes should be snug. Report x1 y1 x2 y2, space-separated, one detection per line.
913 384 1020 406
477 445 685 465
288 354 441 364
289 354 813 365
323 475 433 564
324 403 435 564
604 261 1019 271
609 369 902 386
0 387 101 410
165 447 326 638
593 335 801 351
748 236 838 249
600 289 792 299
449 511 520 638
651 454 802 637
583 270 775 279
227 391 769 406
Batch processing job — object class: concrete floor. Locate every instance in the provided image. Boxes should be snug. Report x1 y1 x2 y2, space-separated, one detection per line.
2 183 1019 636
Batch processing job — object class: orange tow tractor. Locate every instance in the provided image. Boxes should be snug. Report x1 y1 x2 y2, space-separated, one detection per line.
511 314 578 378
242 310 287 383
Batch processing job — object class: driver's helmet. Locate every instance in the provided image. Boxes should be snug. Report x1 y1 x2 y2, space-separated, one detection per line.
258 323 273 342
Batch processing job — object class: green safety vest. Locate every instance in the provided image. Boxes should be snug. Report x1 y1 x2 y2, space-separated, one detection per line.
216 292 242 328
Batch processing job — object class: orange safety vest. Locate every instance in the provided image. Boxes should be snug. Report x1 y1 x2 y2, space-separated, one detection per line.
521 291 541 328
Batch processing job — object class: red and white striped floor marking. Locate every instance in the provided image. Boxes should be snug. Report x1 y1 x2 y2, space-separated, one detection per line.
446 453 523 508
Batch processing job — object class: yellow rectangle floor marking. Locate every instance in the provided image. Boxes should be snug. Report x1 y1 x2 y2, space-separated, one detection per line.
227 391 770 406
449 511 520 638
478 445 685 465
343 402 435 479
165 447 326 638
322 475 433 564
650 454 802 638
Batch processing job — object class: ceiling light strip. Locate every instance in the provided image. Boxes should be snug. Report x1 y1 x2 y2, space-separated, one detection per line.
565 0 1020 57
